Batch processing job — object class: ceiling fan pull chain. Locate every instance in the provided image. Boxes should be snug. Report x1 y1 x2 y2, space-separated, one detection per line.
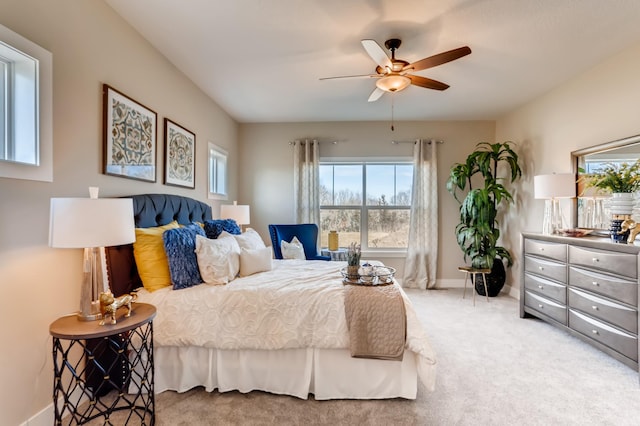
391 94 395 131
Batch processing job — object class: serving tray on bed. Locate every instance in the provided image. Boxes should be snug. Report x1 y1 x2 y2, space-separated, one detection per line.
341 266 396 286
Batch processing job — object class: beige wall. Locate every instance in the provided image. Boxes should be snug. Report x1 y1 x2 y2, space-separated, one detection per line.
238 121 495 282
496 40 640 297
0 1 238 424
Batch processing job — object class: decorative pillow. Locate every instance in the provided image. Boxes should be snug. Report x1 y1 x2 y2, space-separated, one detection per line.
195 233 241 285
281 236 305 260
239 246 273 277
133 221 180 292
233 228 266 250
163 224 206 290
203 219 241 239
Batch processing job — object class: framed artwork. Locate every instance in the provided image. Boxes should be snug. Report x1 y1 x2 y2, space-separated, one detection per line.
164 118 196 188
103 84 157 182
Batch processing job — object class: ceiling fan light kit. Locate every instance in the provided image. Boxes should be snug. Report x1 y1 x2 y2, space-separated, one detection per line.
376 74 411 92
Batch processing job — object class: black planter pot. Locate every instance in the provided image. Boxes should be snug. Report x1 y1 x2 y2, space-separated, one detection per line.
472 258 506 297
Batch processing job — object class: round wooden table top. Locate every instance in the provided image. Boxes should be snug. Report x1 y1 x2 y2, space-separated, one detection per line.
49 303 156 339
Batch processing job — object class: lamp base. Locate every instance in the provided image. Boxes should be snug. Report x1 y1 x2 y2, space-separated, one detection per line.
77 301 103 321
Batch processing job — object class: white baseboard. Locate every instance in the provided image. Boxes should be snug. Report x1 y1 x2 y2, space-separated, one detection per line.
22 386 87 426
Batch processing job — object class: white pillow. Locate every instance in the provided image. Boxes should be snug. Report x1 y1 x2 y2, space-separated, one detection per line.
239 246 273 277
195 234 240 285
281 236 305 260
234 228 266 250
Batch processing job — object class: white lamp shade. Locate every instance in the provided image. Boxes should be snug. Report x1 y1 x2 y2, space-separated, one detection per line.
49 198 135 248
534 174 576 199
221 202 250 225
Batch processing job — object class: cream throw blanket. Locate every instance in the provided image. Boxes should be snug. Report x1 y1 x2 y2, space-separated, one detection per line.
344 282 406 360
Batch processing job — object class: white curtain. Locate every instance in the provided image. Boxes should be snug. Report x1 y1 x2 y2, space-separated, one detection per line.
403 139 439 289
293 139 320 224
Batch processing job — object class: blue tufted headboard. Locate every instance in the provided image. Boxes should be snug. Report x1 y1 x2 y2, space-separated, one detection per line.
105 194 212 296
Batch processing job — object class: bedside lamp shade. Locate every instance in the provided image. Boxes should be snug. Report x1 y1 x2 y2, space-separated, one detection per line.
534 173 576 235
49 193 135 320
221 201 250 226
49 198 135 248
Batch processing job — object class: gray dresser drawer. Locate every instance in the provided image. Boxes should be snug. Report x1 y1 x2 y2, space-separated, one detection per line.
524 273 566 304
524 255 566 283
524 290 567 325
569 245 637 279
568 288 637 334
569 266 638 306
524 239 567 262
569 310 638 362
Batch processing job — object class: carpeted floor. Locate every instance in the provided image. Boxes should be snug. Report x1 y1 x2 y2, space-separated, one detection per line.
90 288 640 425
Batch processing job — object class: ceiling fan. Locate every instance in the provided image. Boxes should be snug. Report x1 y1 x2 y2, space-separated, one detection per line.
320 39 471 102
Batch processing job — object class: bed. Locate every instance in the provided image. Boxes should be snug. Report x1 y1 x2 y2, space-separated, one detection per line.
105 194 436 400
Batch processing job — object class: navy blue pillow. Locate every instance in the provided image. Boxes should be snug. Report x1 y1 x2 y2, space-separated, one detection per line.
204 219 241 239
163 223 206 290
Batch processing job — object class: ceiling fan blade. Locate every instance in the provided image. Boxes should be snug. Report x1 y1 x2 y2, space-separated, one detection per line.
405 46 471 72
409 75 450 91
361 39 391 69
368 87 385 102
319 74 377 81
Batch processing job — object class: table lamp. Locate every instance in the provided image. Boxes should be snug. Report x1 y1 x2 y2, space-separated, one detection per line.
221 201 250 231
534 173 576 234
49 188 135 320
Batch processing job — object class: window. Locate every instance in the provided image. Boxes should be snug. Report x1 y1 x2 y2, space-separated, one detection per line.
0 23 52 182
319 160 413 250
208 142 228 200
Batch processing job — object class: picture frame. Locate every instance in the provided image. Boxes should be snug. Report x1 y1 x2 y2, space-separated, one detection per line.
103 84 157 182
164 118 196 189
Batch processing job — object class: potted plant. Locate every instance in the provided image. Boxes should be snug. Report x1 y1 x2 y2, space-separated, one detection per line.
580 160 640 242
446 141 522 296
347 242 361 280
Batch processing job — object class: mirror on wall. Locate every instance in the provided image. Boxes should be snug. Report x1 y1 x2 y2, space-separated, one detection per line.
572 134 640 230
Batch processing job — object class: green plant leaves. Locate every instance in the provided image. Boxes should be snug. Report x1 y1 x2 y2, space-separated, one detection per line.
447 141 522 269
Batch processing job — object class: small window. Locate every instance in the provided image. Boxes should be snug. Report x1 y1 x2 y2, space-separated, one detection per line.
0 23 52 182
208 142 228 200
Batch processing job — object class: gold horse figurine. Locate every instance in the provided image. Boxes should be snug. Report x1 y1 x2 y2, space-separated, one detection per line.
99 291 137 325
619 218 640 244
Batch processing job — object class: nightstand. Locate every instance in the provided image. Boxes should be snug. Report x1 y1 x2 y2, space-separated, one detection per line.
320 248 348 261
49 303 156 425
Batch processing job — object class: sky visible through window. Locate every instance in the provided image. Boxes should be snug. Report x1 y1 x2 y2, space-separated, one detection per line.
320 163 413 205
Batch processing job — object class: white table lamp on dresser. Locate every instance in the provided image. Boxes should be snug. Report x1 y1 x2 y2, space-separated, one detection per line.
534 173 576 235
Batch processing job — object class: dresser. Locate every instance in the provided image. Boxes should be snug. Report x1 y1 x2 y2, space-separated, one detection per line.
521 233 639 372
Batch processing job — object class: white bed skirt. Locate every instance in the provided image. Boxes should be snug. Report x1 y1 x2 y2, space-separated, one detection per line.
153 346 418 400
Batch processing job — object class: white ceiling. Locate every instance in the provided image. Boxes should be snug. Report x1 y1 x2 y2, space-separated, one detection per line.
105 0 640 123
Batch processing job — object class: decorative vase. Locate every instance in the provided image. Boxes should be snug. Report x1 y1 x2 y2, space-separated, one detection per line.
328 230 339 251
472 258 506 297
610 218 630 243
347 265 359 280
608 192 635 216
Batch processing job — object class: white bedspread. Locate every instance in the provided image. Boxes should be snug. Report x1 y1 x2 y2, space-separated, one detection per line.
134 259 436 389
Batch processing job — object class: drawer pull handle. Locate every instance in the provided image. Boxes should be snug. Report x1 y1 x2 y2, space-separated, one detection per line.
592 257 599 263
538 266 544 271
592 281 599 286
538 285 544 289
591 329 599 335
540 248 544 251
538 304 544 308
592 305 599 310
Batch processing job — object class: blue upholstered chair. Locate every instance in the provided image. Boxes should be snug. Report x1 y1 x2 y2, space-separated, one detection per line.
268 224 331 261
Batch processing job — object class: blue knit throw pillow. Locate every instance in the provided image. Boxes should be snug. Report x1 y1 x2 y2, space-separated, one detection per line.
204 219 241 239
163 224 206 290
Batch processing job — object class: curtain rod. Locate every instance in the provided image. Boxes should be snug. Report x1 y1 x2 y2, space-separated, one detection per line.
288 140 337 145
391 140 444 145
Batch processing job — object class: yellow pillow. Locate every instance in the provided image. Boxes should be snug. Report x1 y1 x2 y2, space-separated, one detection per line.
133 221 180 291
